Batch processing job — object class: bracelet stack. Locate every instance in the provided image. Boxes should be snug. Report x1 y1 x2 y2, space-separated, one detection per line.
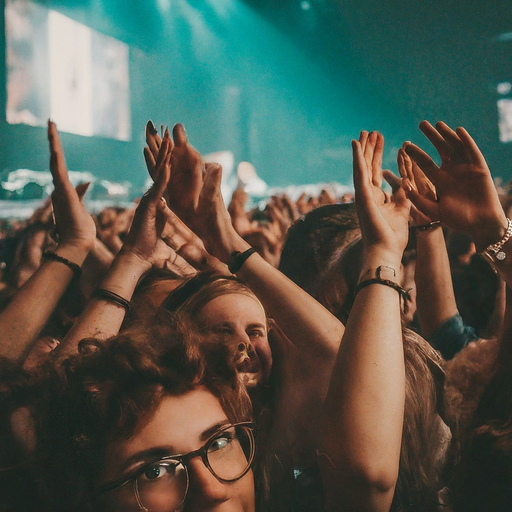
42 251 82 278
355 265 411 314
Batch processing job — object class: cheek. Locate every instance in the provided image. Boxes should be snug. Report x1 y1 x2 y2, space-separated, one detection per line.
252 338 273 371
232 470 255 511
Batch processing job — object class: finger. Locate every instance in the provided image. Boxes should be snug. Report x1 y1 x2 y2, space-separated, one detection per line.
48 120 72 190
144 147 157 181
409 158 437 200
434 121 470 160
397 149 408 180
363 131 377 174
147 153 171 203
359 130 369 153
173 123 188 146
404 142 442 183
352 140 372 200
75 182 91 203
383 169 402 194
372 132 384 187
418 120 454 161
146 120 161 159
397 148 415 187
455 126 488 166
401 179 439 220
201 163 223 200
155 138 171 172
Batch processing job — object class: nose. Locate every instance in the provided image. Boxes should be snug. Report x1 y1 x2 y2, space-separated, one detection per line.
186 457 230 508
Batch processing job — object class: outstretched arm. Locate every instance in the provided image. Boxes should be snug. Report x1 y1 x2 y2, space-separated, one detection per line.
192 161 344 374
396 147 458 337
0 122 96 365
319 132 410 512
56 139 174 359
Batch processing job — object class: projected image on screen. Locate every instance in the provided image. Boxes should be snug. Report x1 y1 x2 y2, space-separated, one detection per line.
6 0 131 141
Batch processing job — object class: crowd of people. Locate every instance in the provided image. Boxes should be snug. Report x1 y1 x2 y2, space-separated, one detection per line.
0 118 511 512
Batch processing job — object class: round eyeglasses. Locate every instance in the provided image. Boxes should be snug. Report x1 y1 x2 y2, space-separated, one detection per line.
98 422 255 512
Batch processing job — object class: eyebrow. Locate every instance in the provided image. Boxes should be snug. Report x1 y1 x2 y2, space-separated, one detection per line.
246 323 266 330
119 419 232 474
212 321 266 330
200 419 231 441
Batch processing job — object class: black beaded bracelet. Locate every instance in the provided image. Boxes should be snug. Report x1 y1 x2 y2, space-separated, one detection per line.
42 251 82 278
94 288 130 312
354 278 411 314
227 248 257 274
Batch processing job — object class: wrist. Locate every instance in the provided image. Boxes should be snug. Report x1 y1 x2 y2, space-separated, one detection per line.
216 234 251 264
471 214 509 253
54 243 91 267
115 249 152 275
360 248 403 278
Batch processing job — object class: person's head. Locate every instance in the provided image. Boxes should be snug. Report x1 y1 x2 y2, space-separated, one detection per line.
279 203 360 298
33 320 255 512
162 273 272 388
393 328 449 512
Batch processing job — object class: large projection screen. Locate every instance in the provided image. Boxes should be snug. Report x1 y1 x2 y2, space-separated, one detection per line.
5 0 131 141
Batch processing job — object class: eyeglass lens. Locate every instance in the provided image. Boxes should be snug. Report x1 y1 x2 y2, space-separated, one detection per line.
133 425 254 512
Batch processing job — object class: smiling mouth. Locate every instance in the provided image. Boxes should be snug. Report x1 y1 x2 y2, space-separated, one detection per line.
235 352 261 373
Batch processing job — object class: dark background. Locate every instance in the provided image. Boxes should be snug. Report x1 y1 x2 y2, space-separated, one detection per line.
1 0 512 189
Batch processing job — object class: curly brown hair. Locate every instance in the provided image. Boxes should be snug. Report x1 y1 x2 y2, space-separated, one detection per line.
31 316 252 512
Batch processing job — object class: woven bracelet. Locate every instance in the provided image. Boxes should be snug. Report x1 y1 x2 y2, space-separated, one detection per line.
354 278 411 314
42 251 82 278
227 248 257 274
94 288 130 312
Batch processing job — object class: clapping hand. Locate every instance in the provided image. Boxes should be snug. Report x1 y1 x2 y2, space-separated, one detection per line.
403 121 507 250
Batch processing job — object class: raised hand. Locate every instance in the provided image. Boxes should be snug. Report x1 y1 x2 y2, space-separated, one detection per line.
48 121 96 255
403 121 507 250
353 132 410 263
144 121 204 230
159 204 229 274
120 138 173 272
194 162 245 262
396 145 436 226
228 187 257 236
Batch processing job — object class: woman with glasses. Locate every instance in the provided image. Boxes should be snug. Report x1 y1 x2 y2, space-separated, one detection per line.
31 319 257 512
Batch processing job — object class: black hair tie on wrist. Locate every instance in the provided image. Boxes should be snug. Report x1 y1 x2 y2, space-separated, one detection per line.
227 248 257 274
94 289 130 312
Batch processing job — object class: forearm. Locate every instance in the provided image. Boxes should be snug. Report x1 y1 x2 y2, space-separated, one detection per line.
415 226 458 337
219 231 343 368
321 254 404 511
238 253 343 362
56 251 148 360
0 244 90 365
79 238 115 298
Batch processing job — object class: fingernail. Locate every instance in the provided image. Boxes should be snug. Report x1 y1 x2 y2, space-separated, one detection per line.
401 178 413 193
147 120 157 134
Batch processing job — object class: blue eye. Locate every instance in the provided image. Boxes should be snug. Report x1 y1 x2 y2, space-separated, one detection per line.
208 432 235 453
141 461 179 481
